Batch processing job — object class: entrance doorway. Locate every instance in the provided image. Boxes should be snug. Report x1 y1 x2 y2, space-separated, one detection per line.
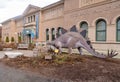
22 28 35 44
25 34 31 44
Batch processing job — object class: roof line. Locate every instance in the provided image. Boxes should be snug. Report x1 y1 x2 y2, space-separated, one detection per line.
42 0 64 10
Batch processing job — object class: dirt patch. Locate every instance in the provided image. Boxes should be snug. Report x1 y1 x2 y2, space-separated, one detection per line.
0 53 120 82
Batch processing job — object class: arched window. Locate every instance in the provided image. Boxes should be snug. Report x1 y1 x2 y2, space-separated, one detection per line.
46 29 49 41
80 21 88 38
96 19 106 41
116 17 120 42
57 27 62 37
51 28 55 41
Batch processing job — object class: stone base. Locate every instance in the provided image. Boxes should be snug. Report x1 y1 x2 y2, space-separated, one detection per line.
45 55 52 60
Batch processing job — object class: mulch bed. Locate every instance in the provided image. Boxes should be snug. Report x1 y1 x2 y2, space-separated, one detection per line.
0 53 120 82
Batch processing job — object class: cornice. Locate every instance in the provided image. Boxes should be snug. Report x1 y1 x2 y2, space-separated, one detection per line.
64 0 119 14
42 0 64 11
23 4 41 16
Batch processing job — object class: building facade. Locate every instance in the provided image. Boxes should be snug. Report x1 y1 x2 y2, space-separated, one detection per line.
0 26 2 41
1 0 120 52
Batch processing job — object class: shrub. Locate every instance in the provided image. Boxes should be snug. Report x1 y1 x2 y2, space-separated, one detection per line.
29 43 35 50
0 43 3 51
2 43 17 49
18 36 21 43
5 36 9 42
0 38 1 42
11 37 15 42
9 43 17 49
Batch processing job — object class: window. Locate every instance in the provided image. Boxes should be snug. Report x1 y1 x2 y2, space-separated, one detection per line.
51 28 55 41
57 27 62 37
28 17 30 23
96 19 106 41
18 33 19 37
80 21 88 38
116 17 120 42
28 15 35 23
33 15 35 22
46 29 49 41
31 16 32 22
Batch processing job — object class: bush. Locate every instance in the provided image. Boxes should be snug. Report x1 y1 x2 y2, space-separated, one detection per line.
18 36 21 43
0 38 1 42
28 43 35 50
5 36 9 42
2 43 17 49
11 37 15 42
0 43 3 51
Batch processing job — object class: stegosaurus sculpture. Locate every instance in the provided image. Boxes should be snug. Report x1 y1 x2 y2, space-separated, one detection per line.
47 25 118 58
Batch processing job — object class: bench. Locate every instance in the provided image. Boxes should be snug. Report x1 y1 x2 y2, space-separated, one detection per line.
17 44 29 50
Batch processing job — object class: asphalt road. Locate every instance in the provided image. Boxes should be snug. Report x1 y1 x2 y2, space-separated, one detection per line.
0 63 63 82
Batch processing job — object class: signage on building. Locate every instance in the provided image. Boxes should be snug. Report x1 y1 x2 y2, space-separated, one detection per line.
79 0 105 7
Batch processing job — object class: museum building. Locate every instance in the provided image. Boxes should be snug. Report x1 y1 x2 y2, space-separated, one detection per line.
1 0 120 52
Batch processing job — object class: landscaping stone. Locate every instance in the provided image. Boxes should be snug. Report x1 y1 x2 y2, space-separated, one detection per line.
45 55 52 60
4 51 23 58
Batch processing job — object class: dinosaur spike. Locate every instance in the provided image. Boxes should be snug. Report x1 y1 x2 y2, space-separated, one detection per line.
70 25 78 32
112 50 116 55
106 50 118 58
114 52 118 56
110 49 113 55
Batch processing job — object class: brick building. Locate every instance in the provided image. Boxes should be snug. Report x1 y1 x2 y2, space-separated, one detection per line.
0 26 2 41
1 0 120 52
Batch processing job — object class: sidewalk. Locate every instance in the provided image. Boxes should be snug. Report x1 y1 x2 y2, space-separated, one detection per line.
0 50 35 59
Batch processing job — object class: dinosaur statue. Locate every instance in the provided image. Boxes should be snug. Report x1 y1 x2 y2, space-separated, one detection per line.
47 25 118 58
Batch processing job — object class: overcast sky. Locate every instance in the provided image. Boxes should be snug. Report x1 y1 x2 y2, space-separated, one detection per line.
0 0 60 24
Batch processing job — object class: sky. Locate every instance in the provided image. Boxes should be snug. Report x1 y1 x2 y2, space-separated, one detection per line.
0 0 60 24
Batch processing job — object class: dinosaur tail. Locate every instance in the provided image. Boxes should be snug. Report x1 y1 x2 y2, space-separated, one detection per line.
93 49 118 58
82 43 118 58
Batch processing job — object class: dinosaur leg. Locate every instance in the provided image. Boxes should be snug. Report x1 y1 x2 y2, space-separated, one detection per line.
68 47 72 54
58 47 62 54
77 47 83 55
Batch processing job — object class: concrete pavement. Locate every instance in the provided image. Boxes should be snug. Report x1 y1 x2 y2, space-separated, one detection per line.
0 50 65 82
0 63 63 82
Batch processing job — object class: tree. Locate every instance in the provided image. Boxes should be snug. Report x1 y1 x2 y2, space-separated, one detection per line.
6 36 9 42
11 37 15 42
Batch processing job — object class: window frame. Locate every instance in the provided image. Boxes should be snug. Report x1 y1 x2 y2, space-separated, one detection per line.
46 29 49 41
96 19 107 41
51 28 55 41
116 17 120 42
57 27 62 38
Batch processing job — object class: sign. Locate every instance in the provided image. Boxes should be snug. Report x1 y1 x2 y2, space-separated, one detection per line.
36 14 39 39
